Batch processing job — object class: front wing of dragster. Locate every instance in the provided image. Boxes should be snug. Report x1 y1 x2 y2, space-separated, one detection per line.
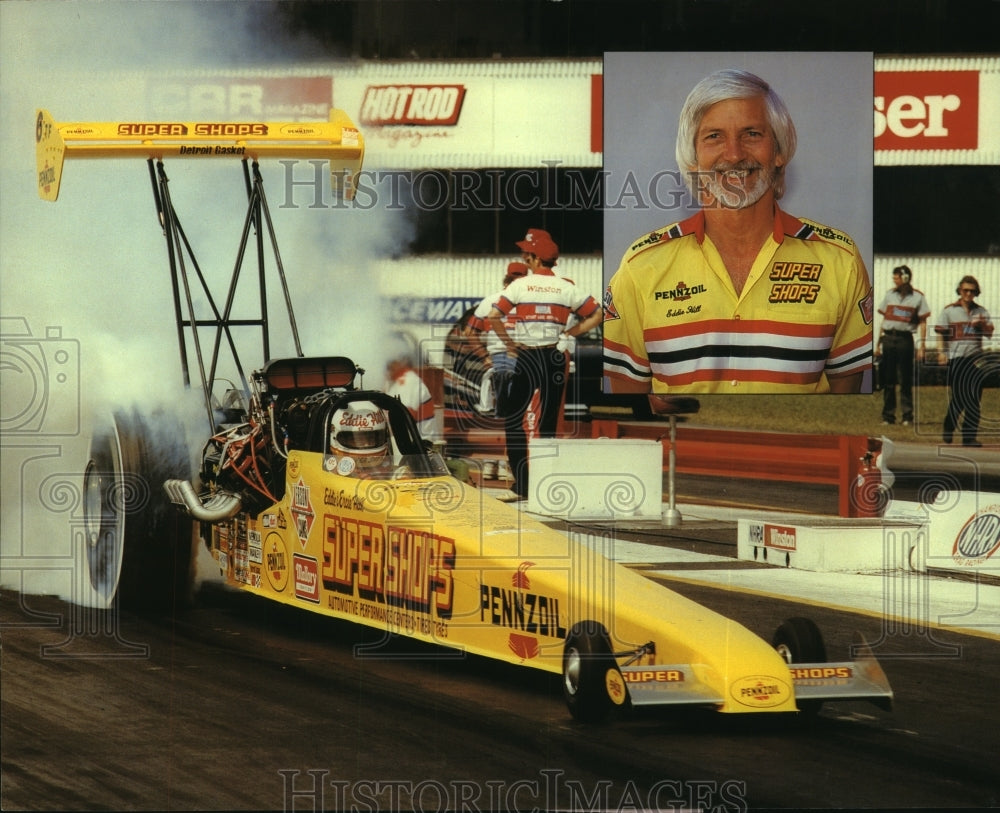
618 652 893 712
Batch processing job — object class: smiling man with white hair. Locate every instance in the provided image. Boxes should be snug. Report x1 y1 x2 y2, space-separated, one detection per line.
603 68 873 395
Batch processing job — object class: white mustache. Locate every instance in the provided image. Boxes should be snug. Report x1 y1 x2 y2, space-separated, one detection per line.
699 160 773 209
711 161 763 179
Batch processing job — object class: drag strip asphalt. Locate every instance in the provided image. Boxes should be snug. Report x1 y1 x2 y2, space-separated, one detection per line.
4 488 999 811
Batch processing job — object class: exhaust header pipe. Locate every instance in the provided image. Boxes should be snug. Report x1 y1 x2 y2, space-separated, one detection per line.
163 479 242 523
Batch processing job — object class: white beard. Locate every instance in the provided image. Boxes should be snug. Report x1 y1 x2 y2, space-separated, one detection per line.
699 161 775 209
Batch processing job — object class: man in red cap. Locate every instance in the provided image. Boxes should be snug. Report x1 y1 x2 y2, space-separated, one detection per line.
487 230 603 501
516 227 560 271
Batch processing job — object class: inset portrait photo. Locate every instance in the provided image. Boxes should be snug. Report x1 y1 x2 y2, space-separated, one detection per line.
602 52 874 395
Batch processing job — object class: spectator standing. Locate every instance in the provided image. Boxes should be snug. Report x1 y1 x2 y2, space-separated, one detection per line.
934 275 994 447
466 261 529 482
386 354 437 443
487 229 603 501
876 265 930 425
444 307 490 409
470 262 529 416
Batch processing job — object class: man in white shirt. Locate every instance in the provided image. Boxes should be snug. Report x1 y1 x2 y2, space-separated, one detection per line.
386 354 437 443
875 264 930 425
934 275 994 447
487 229 603 500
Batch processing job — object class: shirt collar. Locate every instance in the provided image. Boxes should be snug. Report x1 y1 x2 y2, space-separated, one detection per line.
774 204 812 244
690 204 797 246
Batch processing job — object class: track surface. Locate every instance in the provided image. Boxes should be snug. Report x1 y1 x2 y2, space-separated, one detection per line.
3 544 998 812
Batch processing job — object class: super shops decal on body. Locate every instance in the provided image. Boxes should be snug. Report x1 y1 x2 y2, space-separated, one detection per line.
321 512 455 618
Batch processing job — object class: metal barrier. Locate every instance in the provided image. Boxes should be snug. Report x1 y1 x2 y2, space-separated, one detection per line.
591 420 885 519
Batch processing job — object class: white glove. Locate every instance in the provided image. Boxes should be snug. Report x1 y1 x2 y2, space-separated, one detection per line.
556 332 576 353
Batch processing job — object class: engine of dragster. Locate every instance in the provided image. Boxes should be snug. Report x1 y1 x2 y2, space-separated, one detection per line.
164 356 363 523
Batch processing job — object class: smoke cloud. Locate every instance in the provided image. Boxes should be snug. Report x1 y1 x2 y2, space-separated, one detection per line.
0 1 412 603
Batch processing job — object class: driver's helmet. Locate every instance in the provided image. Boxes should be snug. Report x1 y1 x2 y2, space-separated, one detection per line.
329 401 390 470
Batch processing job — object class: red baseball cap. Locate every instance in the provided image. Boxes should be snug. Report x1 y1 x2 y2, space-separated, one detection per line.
515 228 559 263
506 261 529 278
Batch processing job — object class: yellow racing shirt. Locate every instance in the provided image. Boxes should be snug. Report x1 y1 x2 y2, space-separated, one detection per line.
603 206 874 393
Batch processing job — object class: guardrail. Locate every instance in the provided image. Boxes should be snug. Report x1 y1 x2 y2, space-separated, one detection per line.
443 413 886 519
590 420 885 519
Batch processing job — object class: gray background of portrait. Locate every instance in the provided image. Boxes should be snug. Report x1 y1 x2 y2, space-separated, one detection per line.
603 51 873 285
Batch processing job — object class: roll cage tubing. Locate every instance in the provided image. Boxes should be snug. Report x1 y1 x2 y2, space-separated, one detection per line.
35 109 365 433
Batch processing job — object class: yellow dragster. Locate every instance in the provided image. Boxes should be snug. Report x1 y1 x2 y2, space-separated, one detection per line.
84 356 892 722
39 108 890 721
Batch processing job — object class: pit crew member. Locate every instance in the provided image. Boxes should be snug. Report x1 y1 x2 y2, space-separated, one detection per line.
934 275 994 447
386 354 437 443
487 229 603 500
876 264 930 425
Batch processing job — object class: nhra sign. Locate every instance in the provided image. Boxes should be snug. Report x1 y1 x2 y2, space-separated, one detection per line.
952 503 1000 567
874 71 979 151
360 84 467 126
746 522 797 551
921 491 1000 577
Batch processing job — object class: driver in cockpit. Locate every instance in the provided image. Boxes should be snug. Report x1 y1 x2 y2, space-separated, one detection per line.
328 401 394 478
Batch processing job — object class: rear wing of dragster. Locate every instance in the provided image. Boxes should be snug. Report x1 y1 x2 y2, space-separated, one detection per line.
34 108 365 201
33 108 365 432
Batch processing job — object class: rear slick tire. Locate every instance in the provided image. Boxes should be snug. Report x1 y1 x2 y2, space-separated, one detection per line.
83 407 195 612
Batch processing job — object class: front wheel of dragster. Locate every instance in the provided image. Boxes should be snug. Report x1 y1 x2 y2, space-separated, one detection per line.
83 407 195 611
772 616 827 717
562 622 628 723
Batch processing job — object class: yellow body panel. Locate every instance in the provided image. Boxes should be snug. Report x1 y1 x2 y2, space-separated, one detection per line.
210 449 799 713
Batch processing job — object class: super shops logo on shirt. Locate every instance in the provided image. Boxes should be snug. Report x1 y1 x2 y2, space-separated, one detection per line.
768 262 824 305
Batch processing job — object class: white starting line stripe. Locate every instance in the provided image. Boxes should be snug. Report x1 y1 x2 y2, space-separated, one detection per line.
647 567 1000 642
590 537 733 565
